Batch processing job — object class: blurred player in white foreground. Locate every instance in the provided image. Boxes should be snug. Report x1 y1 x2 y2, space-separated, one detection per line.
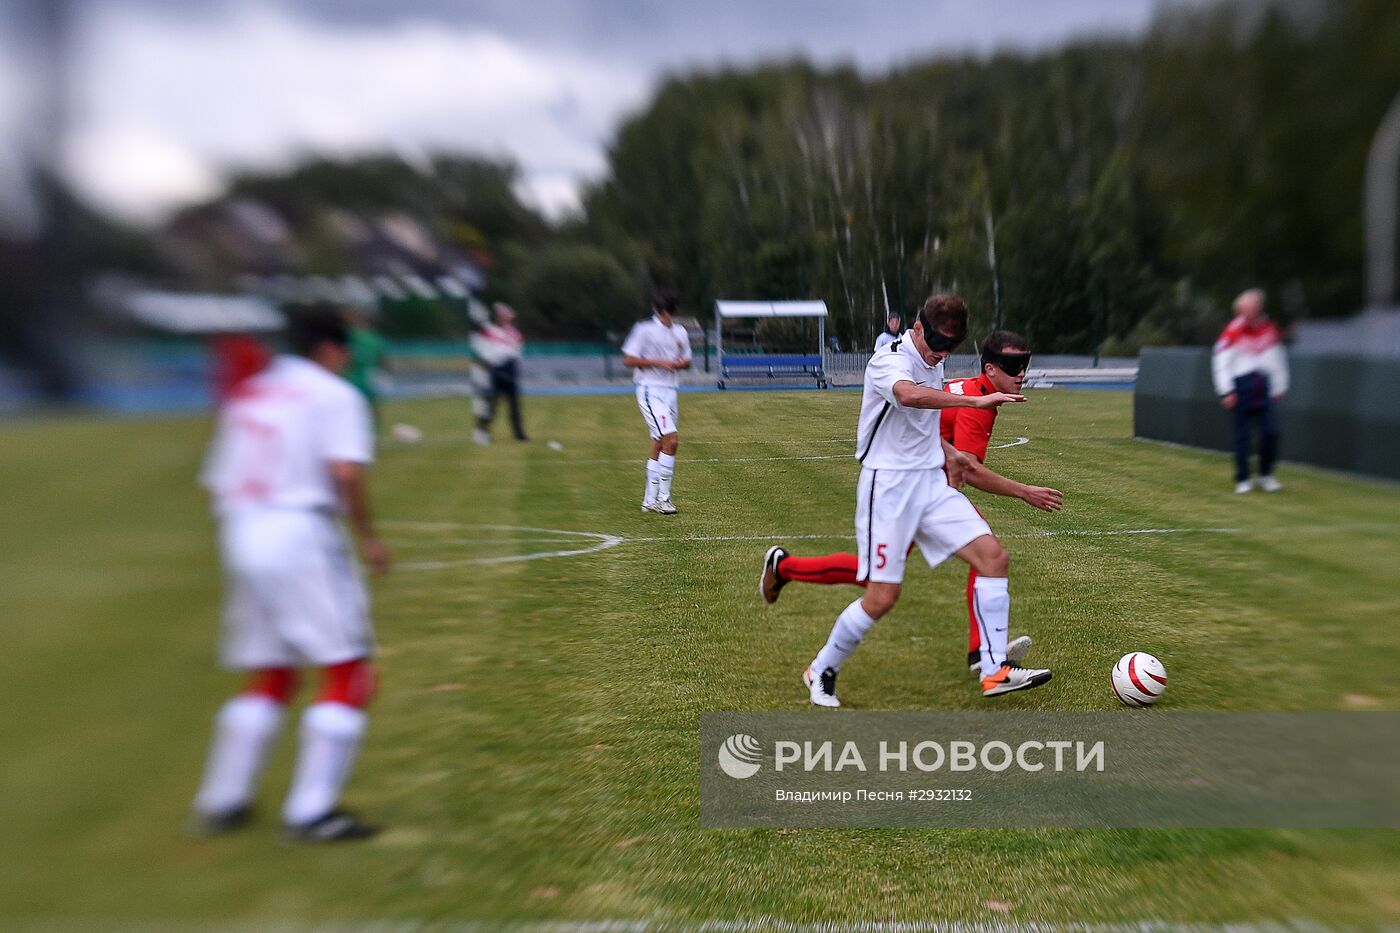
804 295 1052 707
193 309 390 841
621 288 692 514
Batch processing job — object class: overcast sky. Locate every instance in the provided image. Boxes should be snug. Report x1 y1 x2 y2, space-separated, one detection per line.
3 0 1171 228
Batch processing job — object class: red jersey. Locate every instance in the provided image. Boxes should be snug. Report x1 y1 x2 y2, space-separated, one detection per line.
941 374 998 462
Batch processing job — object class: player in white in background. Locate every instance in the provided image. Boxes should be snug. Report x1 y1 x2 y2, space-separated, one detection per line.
804 294 1052 708
620 288 692 514
193 309 390 842
874 311 901 351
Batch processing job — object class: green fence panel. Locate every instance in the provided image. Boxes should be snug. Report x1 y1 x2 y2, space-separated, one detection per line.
1135 347 1400 481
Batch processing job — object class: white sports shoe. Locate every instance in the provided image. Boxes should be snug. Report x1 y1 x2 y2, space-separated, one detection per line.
981 662 1053 697
1257 475 1282 492
652 498 678 515
472 428 491 447
1234 480 1253 494
970 635 1033 674
804 666 841 708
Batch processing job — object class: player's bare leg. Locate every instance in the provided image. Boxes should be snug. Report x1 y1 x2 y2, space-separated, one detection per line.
957 536 1051 697
190 668 298 835
281 659 378 841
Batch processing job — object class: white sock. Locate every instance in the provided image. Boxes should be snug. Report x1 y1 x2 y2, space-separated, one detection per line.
657 452 676 500
281 702 367 826
973 577 1011 677
812 598 878 672
193 694 284 815
644 460 661 504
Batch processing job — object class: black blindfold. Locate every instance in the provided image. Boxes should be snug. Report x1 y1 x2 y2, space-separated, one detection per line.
983 350 1031 377
924 328 966 353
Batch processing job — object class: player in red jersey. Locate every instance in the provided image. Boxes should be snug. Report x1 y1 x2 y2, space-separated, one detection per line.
761 330 1062 674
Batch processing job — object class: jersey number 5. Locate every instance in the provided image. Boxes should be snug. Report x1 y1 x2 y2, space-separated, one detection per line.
875 543 889 569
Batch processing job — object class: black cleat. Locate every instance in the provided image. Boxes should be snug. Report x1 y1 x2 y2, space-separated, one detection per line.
188 804 253 837
282 809 379 843
760 546 789 604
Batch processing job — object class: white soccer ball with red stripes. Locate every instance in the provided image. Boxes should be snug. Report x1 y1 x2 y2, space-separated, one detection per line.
1111 652 1168 706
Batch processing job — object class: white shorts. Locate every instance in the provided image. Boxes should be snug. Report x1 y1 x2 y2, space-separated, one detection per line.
217 508 373 669
636 385 679 440
855 467 992 584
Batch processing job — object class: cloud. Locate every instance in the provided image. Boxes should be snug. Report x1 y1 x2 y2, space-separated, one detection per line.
115 0 1163 68
65 0 1161 224
68 1 652 221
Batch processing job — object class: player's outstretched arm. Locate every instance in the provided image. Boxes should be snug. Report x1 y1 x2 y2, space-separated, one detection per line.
892 381 1024 410
962 458 1064 512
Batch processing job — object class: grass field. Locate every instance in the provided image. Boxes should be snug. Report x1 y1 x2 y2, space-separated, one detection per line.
3 387 1399 928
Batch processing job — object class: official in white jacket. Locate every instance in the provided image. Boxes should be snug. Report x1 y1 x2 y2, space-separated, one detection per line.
1212 288 1289 493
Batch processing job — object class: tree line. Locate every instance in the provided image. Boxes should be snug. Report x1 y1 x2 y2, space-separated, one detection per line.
578 0 1400 352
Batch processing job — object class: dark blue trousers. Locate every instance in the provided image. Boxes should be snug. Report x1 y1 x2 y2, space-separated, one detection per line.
1232 372 1278 482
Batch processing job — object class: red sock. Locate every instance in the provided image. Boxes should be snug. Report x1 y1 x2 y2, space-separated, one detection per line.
243 667 298 704
317 658 377 709
967 567 981 653
778 552 864 587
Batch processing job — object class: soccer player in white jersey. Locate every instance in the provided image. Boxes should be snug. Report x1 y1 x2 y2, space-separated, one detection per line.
192 309 390 841
803 294 1053 707
620 288 693 514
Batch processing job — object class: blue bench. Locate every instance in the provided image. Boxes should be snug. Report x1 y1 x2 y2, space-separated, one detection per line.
718 353 827 389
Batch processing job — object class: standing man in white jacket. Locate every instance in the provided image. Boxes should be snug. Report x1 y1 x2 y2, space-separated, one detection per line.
1212 288 1290 493
471 302 528 445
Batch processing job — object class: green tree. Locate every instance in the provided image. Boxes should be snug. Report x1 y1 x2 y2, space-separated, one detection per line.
519 244 645 339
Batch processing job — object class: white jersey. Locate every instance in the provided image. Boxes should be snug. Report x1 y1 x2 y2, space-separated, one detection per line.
874 331 899 351
855 337 946 471
621 315 692 387
201 355 374 516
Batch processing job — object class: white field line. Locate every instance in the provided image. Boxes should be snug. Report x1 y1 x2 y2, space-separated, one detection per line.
629 522 1399 545
422 446 1031 468
386 522 625 570
392 454 854 466
562 454 851 465
400 437 1036 465
386 435 858 451
506 922 1334 933
64 918 1340 933
388 521 1398 570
